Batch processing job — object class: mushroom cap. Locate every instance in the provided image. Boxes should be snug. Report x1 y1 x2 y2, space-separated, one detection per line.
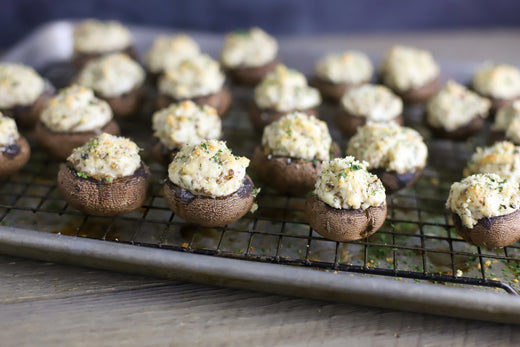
1 83 54 129
427 115 484 140
252 144 341 196
163 175 254 227
36 119 120 160
157 87 231 117
72 45 137 70
371 168 423 194
248 103 319 132
305 194 387 242
226 58 279 87
57 163 151 216
310 75 367 103
335 109 404 138
0 136 31 178
394 75 439 104
100 84 146 118
452 210 520 249
150 139 179 167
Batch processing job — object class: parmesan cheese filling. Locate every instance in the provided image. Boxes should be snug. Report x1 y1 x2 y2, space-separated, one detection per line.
380 45 439 92
493 101 520 144
261 112 332 161
464 141 520 184
314 157 386 210
315 51 373 84
427 80 491 132
347 122 428 174
255 64 321 112
159 54 225 99
340 84 402 121
40 85 112 132
446 173 520 228
473 63 520 100
0 63 44 109
68 133 141 180
221 27 278 69
168 140 250 197
77 53 145 98
145 34 201 74
73 19 132 54
152 100 222 151
0 113 20 147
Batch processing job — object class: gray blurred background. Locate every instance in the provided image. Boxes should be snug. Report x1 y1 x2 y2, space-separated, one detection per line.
2 0 520 47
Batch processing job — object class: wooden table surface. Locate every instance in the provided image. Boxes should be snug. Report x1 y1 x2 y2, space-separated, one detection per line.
2 28 520 346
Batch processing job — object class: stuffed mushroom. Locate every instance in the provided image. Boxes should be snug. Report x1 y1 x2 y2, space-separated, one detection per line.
72 19 136 69
312 51 373 102
76 53 146 117
36 85 120 160
426 80 491 140
252 112 339 195
251 64 321 131
0 63 53 128
151 100 222 166
57 133 151 216
336 84 403 137
446 173 520 248
305 157 387 242
0 112 30 177
163 140 255 227
379 45 440 103
346 122 428 194
157 54 231 116
490 100 520 145
220 27 279 87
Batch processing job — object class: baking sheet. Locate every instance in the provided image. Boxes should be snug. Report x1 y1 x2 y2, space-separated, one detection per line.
2 20 520 324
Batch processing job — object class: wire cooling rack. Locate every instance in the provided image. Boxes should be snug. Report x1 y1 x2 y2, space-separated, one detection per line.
1 61 519 297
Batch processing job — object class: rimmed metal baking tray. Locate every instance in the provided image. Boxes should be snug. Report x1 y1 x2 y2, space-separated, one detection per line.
2 20 520 324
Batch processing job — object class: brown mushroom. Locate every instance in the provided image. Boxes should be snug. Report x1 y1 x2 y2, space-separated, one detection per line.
57 163 151 216
452 210 520 249
335 110 404 138
73 46 138 70
310 76 366 103
36 120 120 161
0 136 31 178
157 88 231 117
427 115 484 140
371 168 423 195
98 84 146 118
150 140 179 167
2 82 54 129
395 75 439 104
251 143 340 196
248 104 319 132
305 194 387 242
163 175 254 227
226 58 280 87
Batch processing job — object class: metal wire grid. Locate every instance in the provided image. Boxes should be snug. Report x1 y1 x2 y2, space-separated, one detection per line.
1 62 519 296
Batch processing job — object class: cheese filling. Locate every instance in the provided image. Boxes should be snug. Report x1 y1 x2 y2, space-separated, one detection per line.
73 19 132 54
340 84 402 121
159 54 225 99
314 157 386 210
315 51 373 84
152 100 222 150
464 141 520 184
473 63 520 100
261 112 332 161
0 63 44 109
77 53 145 98
255 64 321 112
145 34 201 74
380 45 439 92
168 140 250 197
0 113 20 148
67 133 141 180
221 27 278 68
493 101 520 144
40 85 112 132
427 80 491 131
446 173 520 228
347 122 428 174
